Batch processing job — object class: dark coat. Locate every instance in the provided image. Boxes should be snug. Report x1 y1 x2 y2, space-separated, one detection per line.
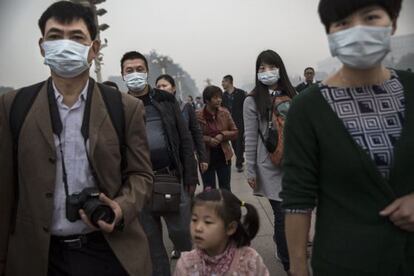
0 81 154 276
281 70 414 275
147 88 198 186
181 102 208 163
222 88 246 130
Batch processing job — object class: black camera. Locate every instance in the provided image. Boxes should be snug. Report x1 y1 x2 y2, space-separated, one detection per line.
66 187 115 227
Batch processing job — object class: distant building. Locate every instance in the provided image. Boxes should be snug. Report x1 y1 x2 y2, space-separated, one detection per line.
0 86 14 95
384 33 414 68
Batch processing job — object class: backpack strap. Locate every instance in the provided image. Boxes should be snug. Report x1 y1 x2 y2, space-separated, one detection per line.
97 83 127 177
9 80 46 233
10 81 46 142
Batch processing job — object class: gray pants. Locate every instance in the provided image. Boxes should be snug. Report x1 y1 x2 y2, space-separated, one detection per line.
139 189 192 276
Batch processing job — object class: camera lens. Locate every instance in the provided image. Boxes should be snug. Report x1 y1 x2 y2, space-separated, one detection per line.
83 198 115 227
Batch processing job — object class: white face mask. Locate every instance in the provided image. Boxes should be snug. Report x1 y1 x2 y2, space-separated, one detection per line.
124 72 148 92
328 25 392 70
257 69 280 86
42 39 91 78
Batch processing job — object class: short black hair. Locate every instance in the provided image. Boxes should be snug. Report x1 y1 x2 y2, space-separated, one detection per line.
102 81 119 90
120 51 149 72
223 75 233 83
202 85 223 104
156 74 176 87
318 0 403 32
38 1 97 40
304 67 315 73
192 189 260 248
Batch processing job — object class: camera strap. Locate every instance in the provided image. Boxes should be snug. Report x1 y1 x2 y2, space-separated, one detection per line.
47 79 98 197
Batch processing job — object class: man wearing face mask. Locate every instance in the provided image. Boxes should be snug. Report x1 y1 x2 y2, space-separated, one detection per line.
120 51 198 276
0 2 154 276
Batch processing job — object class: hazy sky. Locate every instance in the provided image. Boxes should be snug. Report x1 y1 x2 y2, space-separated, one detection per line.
0 0 413 92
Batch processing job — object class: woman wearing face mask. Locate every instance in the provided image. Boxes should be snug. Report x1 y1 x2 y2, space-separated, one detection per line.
243 50 296 273
156 74 209 175
155 74 208 260
280 1 414 275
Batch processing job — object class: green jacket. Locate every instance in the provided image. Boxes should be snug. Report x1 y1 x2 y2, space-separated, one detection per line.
281 70 414 276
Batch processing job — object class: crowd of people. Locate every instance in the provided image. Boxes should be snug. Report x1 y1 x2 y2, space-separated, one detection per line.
0 0 413 276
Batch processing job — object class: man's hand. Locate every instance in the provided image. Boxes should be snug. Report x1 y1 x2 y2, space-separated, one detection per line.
199 162 209 173
247 178 256 189
79 193 123 233
380 193 414 232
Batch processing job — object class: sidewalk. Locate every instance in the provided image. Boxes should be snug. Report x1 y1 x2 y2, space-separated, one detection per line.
165 164 287 275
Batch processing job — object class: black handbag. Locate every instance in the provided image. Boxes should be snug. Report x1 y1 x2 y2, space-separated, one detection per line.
151 173 182 213
258 106 278 154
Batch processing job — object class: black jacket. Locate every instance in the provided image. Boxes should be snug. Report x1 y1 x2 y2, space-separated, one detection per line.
180 102 208 163
222 88 246 130
295 81 320 93
134 87 198 186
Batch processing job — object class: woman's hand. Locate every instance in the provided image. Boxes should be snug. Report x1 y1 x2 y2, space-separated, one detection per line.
247 178 256 189
215 133 224 142
209 137 221 147
380 193 414 232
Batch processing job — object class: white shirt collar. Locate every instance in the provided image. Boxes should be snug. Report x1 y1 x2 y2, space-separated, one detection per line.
52 80 89 104
268 89 282 96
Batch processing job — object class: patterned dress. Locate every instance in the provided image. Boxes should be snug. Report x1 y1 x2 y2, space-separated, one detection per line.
320 70 405 179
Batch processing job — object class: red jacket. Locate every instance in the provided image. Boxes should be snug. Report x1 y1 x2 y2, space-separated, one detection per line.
196 107 238 162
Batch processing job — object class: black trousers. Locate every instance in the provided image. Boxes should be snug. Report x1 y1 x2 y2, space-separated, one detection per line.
48 232 128 276
269 199 290 272
231 129 245 168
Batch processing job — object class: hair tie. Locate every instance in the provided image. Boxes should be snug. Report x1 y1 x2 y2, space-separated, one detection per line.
241 201 245 207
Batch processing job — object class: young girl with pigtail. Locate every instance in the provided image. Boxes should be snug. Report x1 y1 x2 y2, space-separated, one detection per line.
174 189 269 276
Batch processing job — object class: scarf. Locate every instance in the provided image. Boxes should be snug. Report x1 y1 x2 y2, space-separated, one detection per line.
197 242 236 275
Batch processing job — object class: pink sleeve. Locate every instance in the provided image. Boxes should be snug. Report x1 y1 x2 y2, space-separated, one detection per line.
255 253 270 276
173 257 187 276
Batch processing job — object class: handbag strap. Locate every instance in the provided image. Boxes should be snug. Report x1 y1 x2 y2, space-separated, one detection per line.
257 96 276 144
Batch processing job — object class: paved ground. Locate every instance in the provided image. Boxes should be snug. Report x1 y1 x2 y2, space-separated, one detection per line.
164 164 288 275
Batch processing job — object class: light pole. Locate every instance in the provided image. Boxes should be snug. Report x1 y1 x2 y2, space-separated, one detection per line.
152 54 173 74
174 72 183 100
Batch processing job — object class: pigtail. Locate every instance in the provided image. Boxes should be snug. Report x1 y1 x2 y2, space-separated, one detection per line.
242 203 259 242
233 202 259 247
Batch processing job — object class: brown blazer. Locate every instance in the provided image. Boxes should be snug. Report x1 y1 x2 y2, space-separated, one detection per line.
0 81 154 276
196 106 238 162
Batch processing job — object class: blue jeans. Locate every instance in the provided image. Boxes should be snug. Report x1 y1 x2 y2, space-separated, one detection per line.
201 163 231 191
139 190 192 276
269 199 290 271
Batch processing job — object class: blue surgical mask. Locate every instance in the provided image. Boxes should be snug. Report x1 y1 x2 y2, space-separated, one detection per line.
328 25 392 69
258 69 280 86
124 72 148 92
42 39 91 78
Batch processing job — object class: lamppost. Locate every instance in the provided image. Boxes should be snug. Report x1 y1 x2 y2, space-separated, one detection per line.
174 72 183 100
152 55 173 74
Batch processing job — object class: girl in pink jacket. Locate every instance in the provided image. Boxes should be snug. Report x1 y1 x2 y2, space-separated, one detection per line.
174 189 269 276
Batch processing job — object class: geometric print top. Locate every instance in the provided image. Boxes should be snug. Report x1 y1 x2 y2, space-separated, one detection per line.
320 70 406 179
